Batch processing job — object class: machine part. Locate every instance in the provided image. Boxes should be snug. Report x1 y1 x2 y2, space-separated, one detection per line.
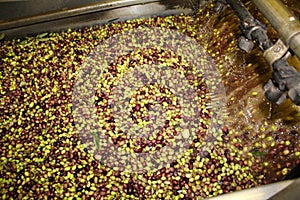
263 39 290 66
0 0 159 29
226 0 300 105
288 86 300 105
251 0 300 61
264 80 287 105
242 18 267 42
238 35 254 53
242 18 270 50
269 178 300 200
272 59 300 105
225 0 271 50
0 0 27 1
208 178 296 200
0 0 195 39
214 0 227 14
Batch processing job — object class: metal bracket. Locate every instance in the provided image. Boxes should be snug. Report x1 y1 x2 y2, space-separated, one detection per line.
240 18 267 40
264 79 287 105
263 39 290 66
245 25 265 40
238 36 254 52
214 0 227 13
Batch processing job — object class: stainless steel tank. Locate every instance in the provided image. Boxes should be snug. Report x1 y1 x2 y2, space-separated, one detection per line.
0 0 300 199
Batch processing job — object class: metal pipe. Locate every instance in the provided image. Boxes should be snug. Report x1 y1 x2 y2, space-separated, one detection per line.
251 0 300 60
225 0 253 21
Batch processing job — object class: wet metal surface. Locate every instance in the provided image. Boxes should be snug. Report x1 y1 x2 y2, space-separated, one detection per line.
0 0 198 39
0 0 124 21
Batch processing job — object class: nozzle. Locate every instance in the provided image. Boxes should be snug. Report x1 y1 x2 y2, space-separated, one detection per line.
252 0 300 60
